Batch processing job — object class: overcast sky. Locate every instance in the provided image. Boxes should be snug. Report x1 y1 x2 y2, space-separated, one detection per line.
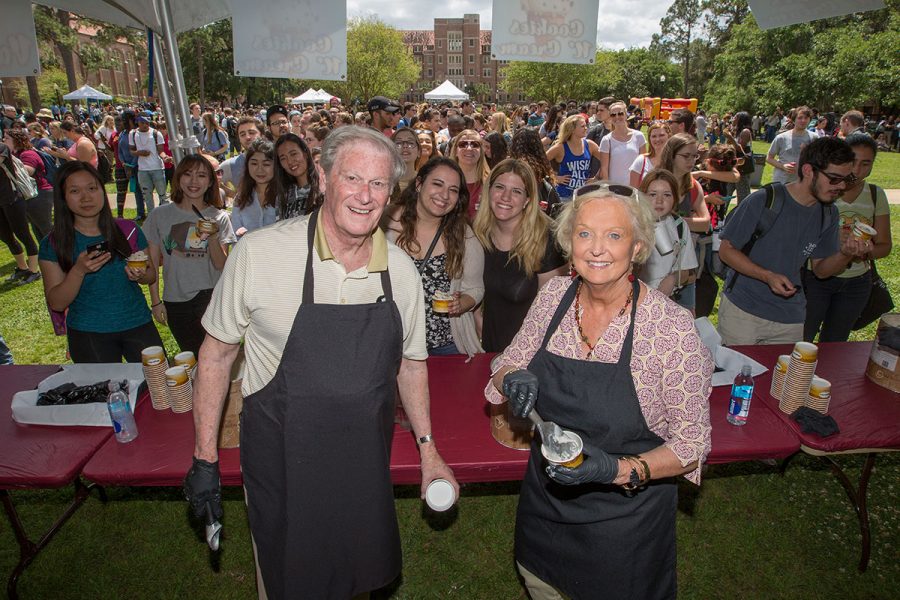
346 0 672 50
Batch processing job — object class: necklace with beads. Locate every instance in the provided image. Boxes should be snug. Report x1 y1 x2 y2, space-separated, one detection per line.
574 279 634 352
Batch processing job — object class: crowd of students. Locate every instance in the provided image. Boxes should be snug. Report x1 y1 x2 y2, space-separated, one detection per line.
0 95 892 364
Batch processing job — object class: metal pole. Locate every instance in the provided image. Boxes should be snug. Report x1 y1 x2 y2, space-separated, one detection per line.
154 0 198 154
151 32 183 163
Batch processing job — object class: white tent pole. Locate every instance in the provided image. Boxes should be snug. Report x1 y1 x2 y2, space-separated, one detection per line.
151 31 183 163
154 0 198 154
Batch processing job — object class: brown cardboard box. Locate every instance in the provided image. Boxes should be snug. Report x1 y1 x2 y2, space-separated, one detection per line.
865 314 900 393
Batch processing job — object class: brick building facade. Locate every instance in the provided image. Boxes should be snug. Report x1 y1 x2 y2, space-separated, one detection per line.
401 13 524 104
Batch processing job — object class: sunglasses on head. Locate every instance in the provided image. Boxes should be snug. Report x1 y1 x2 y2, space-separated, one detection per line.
814 167 857 185
573 181 640 201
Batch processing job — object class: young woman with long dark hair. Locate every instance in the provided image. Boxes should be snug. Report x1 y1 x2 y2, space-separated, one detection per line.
381 157 484 356
273 133 321 219
231 138 277 237
38 161 162 362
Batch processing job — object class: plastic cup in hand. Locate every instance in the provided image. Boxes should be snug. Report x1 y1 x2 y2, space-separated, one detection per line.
432 290 452 314
425 479 456 512
540 429 584 468
852 221 876 242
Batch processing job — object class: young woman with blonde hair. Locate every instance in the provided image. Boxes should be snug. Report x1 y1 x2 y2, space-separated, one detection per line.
473 158 567 351
449 129 491 219
546 114 603 202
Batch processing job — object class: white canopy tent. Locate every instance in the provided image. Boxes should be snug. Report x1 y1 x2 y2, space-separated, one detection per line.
424 80 468 102
291 88 324 103
63 84 113 101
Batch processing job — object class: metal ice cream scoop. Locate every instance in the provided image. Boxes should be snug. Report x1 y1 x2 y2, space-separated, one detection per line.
204 501 222 551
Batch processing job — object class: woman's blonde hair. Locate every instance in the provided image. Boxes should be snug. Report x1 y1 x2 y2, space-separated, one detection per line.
551 114 585 148
553 184 655 266
490 112 509 135
473 158 551 277
449 129 490 182
645 121 671 159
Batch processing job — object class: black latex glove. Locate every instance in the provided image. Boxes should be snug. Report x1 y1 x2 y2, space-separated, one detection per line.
501 369 539 418
183 457 223 520
546 450 620 486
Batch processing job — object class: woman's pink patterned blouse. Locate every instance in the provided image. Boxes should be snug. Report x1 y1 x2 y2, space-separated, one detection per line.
485 276 713 484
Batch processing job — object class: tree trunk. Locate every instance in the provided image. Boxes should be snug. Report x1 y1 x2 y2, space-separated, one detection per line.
682 23 691 98
26 76 41 112
56 10 79 92
195 37 206 107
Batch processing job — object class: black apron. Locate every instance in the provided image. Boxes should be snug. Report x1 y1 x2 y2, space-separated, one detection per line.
240 211 403 600
515 277 677 600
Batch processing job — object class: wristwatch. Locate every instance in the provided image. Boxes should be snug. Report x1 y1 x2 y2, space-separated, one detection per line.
417 434 434 445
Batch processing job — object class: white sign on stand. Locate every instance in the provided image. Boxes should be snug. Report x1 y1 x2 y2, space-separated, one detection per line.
748 0 885 30
491 0 600 64
0 0 41 78
230 0 347 80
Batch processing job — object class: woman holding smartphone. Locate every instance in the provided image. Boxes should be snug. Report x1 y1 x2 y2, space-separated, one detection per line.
39 161 162 363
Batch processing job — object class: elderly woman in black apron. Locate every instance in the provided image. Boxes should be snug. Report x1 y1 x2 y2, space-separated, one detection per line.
486 182 713 600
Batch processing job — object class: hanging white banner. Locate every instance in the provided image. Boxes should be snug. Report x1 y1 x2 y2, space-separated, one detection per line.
491 0 600 64
748 0 885 30
0 0 41 77
230 0 347 80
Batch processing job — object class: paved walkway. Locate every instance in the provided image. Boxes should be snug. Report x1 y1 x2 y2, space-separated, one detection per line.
109 188 900 211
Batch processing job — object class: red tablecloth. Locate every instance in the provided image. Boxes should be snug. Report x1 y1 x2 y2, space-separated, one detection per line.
81 353 801 487
739 342 900 453
0 365 112 489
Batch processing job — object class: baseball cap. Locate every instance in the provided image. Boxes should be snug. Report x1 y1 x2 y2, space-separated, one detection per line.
267 104 289 124
136 116 150 124
367 96 400 113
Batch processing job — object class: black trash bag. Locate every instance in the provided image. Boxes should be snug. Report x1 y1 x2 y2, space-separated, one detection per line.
37 379 128 406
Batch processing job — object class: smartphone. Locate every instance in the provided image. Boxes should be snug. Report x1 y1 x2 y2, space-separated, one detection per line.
86 241 108 255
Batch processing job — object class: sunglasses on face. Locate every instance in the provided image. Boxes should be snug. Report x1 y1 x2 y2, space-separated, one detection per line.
814 167 857 185
610 111 626 117
457 140 481 150
573 181 640 201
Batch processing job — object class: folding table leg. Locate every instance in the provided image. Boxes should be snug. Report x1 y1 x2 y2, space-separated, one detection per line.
818 452 876 573
2 478 104 600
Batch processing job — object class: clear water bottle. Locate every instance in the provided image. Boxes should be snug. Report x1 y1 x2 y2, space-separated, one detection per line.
107 382 138 443
727 364 754 426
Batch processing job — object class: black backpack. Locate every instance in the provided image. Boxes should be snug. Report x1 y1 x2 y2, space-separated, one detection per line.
35 149 60 187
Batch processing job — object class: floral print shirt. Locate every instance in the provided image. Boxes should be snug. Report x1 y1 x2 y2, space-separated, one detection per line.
485 276 713 484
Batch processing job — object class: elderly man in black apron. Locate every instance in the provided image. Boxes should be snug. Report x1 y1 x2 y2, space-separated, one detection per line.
184 125 459 600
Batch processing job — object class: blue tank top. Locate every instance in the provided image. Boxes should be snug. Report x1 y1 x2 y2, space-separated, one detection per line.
555 139 591 199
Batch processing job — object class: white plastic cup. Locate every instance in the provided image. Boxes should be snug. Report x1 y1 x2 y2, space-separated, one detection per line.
425 479 456 512
654 220 674 256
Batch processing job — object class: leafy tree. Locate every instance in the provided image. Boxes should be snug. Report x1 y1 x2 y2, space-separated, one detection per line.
500 53 620 103
656 0 704 97
609 48 682 101
344 17 420 103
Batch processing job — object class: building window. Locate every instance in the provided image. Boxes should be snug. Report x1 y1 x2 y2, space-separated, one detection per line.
438 40 443 49
469 39 475 47
483 68 492 78
427 44 434 51
483 55 490 65
427 55 433 64
469 68 474 76
448 31 462 52
413 45 422 53
427 69 433 77
482 44 491 54
468 54 474 64
438 55 443 65
448 54 461 65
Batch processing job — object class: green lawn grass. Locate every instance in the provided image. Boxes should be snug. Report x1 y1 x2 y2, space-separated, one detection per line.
751 140 900 189
1 201 899 598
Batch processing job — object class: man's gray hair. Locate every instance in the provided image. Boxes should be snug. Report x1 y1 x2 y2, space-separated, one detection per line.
320 125 405 187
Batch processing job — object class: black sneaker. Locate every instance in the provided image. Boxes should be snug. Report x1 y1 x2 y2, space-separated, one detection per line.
19 271 41 285
5 268 29 283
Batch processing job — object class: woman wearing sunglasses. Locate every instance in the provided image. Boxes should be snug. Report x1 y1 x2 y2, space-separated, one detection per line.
473 159 567 352
449 129 491 219
486 181 712 600
382 157 484 357
546 114 603 202
598 101 646 186
391 127 421 200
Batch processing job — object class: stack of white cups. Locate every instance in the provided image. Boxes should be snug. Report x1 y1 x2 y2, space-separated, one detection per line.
780 342 817 415
142 346 170 410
